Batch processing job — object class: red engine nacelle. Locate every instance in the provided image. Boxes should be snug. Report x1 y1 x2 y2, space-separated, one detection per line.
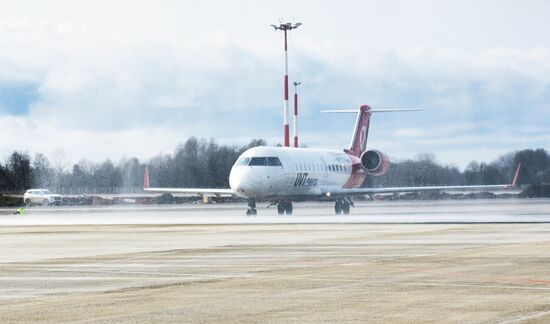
360 149 390 176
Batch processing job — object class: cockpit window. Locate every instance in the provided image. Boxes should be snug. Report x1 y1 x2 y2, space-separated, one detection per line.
267 157 282 166
244 156 283 167
236 157 251 166
248 157 268 166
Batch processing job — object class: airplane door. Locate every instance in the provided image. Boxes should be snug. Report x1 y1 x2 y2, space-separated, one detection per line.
279 153 296 192
266 156 288 195
320 157 329 184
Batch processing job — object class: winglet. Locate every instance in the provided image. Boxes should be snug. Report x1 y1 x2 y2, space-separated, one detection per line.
511 163 521 188
144 166 150 189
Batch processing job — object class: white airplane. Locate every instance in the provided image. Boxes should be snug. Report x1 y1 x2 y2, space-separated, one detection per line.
144 104 520 215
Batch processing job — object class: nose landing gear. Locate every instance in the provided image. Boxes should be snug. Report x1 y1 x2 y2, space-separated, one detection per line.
334 198 353 215
246 199 257 216
277 201 293 215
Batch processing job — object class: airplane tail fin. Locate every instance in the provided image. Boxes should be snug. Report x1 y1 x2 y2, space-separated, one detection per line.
322 105 422 157
143 166 150 189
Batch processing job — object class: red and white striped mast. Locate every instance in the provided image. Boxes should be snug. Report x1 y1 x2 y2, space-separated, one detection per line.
293 81 301 147
271 21 301 147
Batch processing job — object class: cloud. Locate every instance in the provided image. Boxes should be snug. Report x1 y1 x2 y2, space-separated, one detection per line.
0 3 549 169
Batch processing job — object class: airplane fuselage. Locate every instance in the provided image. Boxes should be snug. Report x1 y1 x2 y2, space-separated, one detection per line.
229 146 366 200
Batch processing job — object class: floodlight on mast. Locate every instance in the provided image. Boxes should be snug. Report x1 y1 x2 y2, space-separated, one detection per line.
271 21 301 147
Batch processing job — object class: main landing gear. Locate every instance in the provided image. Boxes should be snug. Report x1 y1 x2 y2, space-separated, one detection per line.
246 199 257 216
277 201 293 215
334 198 353 215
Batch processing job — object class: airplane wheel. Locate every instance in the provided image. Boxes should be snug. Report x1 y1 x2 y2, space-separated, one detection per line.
335 200 343 215
247 200 257 216
285 202 293 215
277 203 285 215
342 202 350 215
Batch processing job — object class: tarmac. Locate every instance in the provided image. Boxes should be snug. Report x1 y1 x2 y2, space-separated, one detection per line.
0 199 549 323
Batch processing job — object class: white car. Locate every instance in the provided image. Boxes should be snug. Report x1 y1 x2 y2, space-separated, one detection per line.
23 189 62 206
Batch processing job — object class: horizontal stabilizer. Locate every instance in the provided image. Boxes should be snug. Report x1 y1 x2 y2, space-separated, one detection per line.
322 108 423 113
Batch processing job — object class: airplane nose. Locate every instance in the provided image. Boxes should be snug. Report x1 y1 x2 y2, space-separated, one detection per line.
229 168 248 195
229 167 258 197
231 178 245 194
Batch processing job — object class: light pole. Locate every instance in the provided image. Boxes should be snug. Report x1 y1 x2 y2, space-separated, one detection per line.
293 81 301 147
271 22 301 147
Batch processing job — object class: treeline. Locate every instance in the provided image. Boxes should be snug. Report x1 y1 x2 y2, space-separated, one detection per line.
0 138 266 194
367 149 550 188
1 139 549 194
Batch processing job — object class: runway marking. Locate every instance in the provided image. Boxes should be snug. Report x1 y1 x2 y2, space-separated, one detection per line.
258 275 550 291
498 309 550 323
401 282 550 291
8 266 251 279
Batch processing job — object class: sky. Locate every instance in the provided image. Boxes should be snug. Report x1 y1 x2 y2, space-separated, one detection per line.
1 0 549 169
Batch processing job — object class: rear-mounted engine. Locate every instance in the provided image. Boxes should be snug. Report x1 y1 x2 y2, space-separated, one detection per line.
360 149 390 176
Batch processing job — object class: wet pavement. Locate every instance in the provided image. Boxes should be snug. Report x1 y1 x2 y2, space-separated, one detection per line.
0 199 549 322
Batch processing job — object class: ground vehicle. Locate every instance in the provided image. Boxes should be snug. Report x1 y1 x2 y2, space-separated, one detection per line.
23 189 62 206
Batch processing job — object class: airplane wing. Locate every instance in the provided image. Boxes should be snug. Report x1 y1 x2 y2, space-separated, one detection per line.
143 167 235 196
323 164 521 197
144 187 235 196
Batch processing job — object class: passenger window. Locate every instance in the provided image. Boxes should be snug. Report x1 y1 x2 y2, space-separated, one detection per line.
267 157 282 166
249 157 268 166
